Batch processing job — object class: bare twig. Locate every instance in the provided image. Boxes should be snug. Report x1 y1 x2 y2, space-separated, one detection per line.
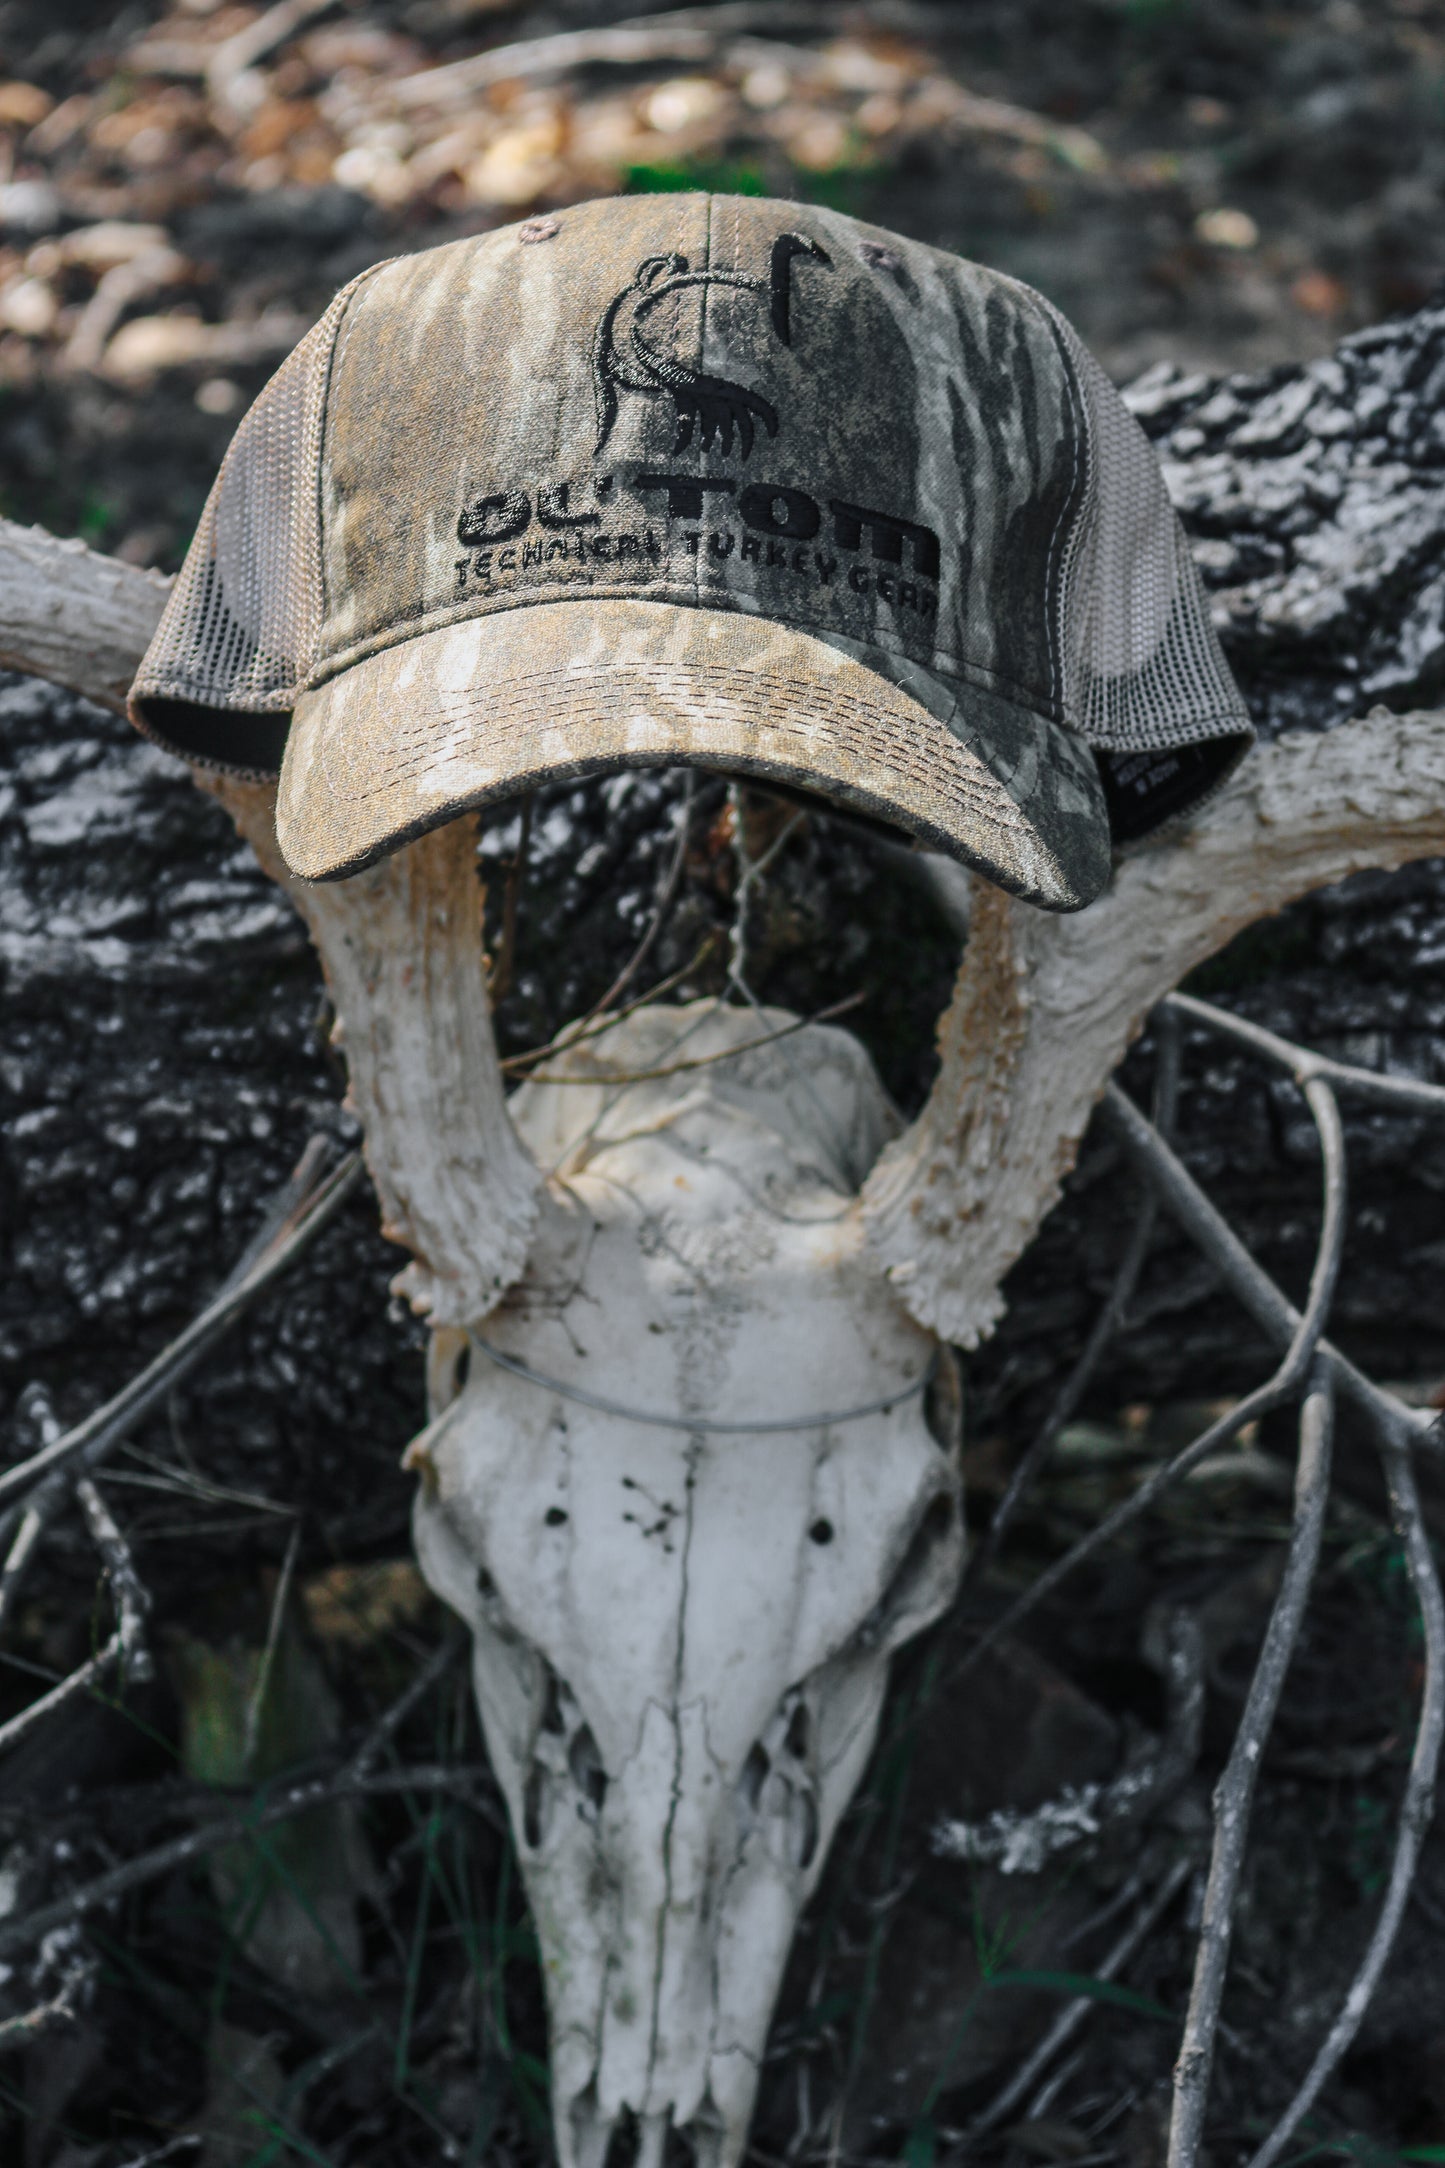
0 1141 363 1520
0 1387 66 1638
0 1474 150 1757
588 773 697 1022
953 1074 1350 1687
240 1517 301 1774
1168 1360 1336 2165
207 0 337 104
1098 1082 1434 1452
1165 989 1445 1119
346 1629 464 1781
63 246 189 374
1243 1426 1445 2168
518 989 866 1085
116 2140 200 2168
727 786 804 1004
726 783 864 1185
500 929 722 1075
0 1623 126 1756
0 1762 500 1960
967 1856 1193 2138
978 1012 1182 1574
76 1475 152 1685
0 1475 66 1638
388 4 853 109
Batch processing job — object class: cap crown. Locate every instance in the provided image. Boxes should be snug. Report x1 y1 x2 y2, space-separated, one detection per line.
134 194 1249 835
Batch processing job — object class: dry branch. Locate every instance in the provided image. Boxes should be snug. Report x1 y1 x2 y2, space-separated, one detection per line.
969 1857 1193 2137
0 1140 361 1520
0 514 168 710
0 1762 500 1961
950 1068 1354 1689
1244 1426 1445 2168
975 1014 1181 1577
1168 1361 1336 2164
386 4 847 109
76 1475 152 1684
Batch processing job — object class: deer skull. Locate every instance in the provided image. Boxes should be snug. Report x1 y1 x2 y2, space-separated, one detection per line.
404 1003 963 2168
190 720 1445 2168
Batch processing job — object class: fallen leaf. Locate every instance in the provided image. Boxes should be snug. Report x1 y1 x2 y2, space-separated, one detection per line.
301 1557 433 1650
1292 267 1350 317
784 111 855 173
0 274 57 338
464 110 566 207
0 81 52 129
643 77 728 135
1196 205 1260 250
239 95 323 160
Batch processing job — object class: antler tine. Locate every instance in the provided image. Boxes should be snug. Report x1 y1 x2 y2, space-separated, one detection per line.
205 776 543 1324
861 708 1445 1348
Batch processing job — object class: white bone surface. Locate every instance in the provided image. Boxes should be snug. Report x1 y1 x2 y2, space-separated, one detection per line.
407 1004 964 2168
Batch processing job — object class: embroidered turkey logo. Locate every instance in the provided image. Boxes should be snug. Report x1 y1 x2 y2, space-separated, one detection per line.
592 232 831 459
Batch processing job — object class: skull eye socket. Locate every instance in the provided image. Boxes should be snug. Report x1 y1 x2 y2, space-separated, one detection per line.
864 1485 963 1652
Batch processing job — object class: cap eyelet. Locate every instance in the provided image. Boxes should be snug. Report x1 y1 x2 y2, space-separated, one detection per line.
518 217 560 245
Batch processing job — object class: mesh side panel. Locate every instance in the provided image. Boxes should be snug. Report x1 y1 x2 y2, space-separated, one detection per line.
131 278 360 730
1047 309 1250 752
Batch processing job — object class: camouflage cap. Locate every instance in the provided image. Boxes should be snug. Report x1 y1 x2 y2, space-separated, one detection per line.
129 193 1252 907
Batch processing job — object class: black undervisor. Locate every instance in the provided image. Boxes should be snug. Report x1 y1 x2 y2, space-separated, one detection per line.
1096 734 1251 845
133 696 291 776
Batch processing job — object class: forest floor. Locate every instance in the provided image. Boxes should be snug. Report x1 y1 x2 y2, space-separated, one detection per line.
2 3 1445 2166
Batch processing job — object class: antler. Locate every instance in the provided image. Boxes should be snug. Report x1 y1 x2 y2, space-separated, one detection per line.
862 708 1445 1346
200 775 542 1323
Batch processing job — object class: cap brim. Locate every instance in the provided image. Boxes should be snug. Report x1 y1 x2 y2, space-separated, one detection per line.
277 599 1112 909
